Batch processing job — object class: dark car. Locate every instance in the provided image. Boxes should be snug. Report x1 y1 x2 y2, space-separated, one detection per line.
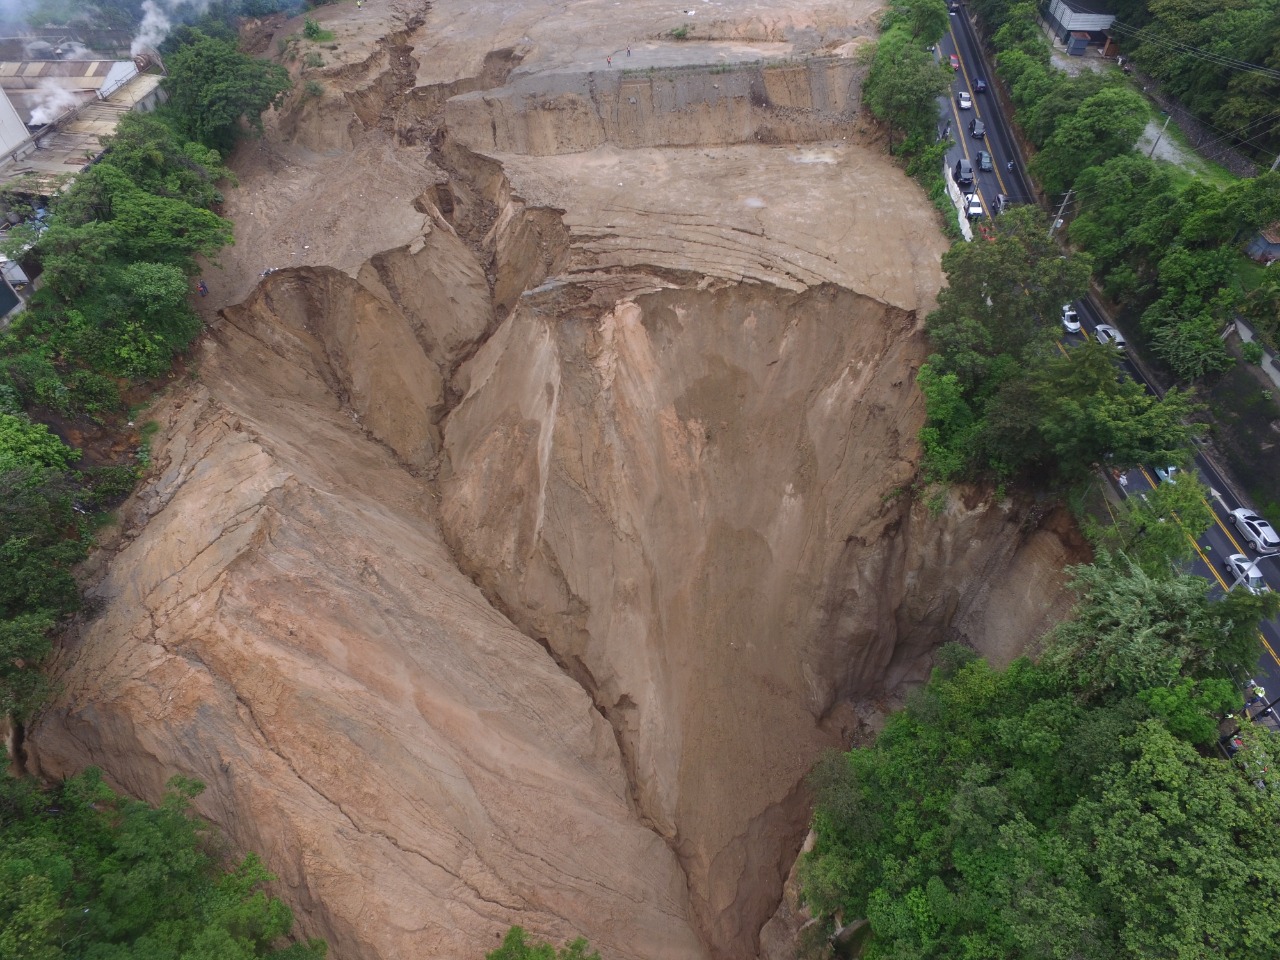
976 150 993 171
969 117 986 138
953 158 973 187
974 77 987 92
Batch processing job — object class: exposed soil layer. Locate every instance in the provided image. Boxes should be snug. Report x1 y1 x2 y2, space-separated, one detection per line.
26 1 1082 958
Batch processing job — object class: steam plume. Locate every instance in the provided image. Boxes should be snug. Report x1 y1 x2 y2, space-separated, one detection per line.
131 0 170 56
29 80 80 124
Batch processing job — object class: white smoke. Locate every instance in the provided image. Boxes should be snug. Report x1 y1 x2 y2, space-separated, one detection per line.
57 40 97 58
28 79 80 125
130 0 222 56
130 0 170 56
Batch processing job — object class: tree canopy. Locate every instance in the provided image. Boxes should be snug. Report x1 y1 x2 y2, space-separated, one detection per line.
162 32 292 152
917 206 1202 485
0 768 327 960
803 553 1280 959
862 11 952 150
486 927 600 960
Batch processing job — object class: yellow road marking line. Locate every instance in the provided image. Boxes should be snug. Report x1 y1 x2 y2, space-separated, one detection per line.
949 25 1009 203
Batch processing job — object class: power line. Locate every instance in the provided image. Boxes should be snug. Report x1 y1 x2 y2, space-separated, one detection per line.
1106 20 1280 81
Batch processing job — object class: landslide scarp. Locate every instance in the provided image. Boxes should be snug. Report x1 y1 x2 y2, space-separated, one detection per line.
26 2 1081 959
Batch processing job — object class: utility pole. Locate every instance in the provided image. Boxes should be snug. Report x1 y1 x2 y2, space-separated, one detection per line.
1148 113 1171 159
1048 189 1072 238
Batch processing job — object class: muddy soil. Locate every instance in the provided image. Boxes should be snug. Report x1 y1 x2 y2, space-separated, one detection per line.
27 1 1084 958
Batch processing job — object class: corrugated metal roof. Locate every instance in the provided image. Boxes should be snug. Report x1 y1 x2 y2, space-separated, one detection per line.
0 61 124 87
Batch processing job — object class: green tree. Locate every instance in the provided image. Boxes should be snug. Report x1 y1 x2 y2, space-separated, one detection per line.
1029 85 1148 197
926 205 1092 389
802 556 1280 960
893 0 949 43
1148 313 1234 381
994 343 1203 482
0 612 53 719
162 32 292 151
0 769 327 960
0 413 76 473
862 26 951 149
1086 465 1214 574
1040 552 1278 698
487 927 600 960
97 113 234 209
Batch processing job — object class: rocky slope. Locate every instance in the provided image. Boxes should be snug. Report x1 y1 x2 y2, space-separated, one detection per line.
26 0 1082 958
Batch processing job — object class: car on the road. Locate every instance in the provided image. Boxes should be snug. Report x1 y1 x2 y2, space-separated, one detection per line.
974 77 987 92
976 149 992 171
1232 508 1280 555
957 90 972 109
1095 324 1127 350
1060 303 1080 333
969 117 985 138
1225 554 1270 594
953 158 973 186
964 193 984 219
950 54 961 70
1155 465 1179 484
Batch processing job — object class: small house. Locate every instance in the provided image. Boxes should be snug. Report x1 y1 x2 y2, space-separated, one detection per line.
1247 224 1280 265
1045 0 1116 52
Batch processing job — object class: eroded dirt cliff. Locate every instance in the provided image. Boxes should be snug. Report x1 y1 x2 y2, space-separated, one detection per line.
26 1 1082 957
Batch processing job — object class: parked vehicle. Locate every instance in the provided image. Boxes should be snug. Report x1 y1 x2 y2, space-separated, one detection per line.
1231 508 1280 555
1095 324 1126 350
964 193 984 219
1225 554 1270 594
953 158 973 186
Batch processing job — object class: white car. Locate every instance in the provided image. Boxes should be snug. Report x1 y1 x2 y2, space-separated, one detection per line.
1232 508 1280 555
1061 304 1080 333
1095 324 1127 350
1154 465 1179 484
964 193 984 219
957 91 972 110
1225 554 1270 594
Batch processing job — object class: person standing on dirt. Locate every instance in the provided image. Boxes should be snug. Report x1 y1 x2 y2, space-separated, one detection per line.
197 279 208 297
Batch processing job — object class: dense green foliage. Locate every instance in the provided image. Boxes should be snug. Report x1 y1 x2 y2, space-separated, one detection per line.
1069 155 1280 373
918 205 1201 484
803 554 1280 959
968 0 1280 381
1 111 233 406
0 767 325 960
861 0 951 150
486 928 600 960
162 33 292 152
968 0 1280 164
1082 465 1214 574
1121 0 1280 162
0 22 290 719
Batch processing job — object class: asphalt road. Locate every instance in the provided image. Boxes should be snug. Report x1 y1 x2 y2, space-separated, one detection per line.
937 6 1280 722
